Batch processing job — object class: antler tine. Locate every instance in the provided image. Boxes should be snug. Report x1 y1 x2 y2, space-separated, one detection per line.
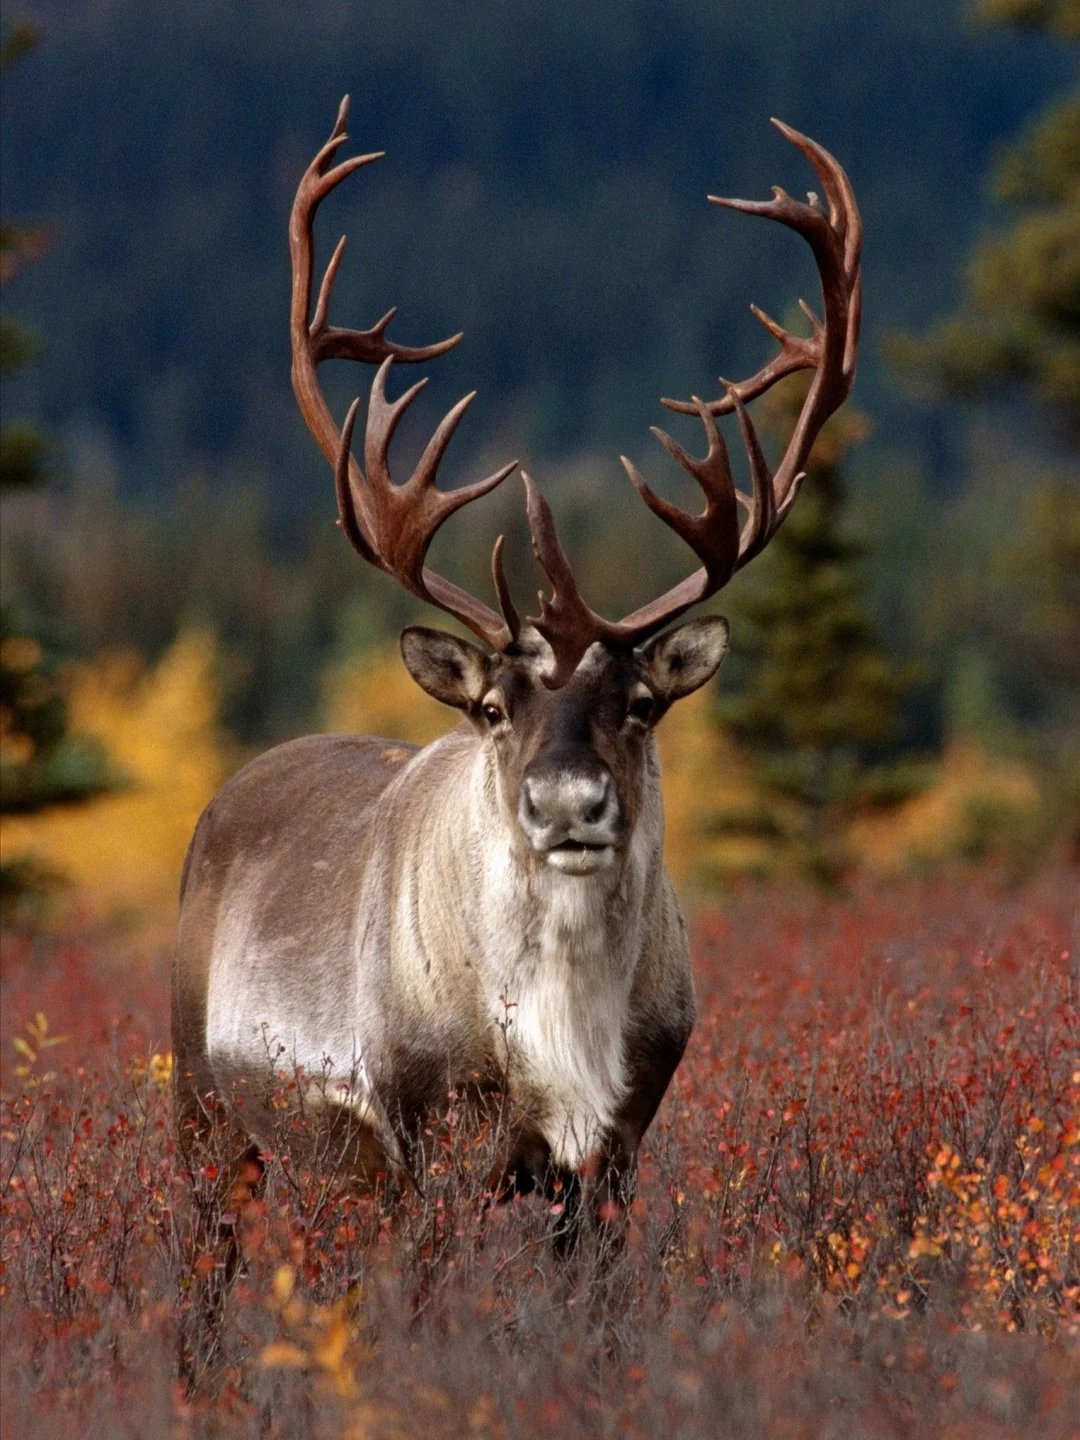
408 390 481 497
520 474 607 684
335 366 519 645
302 96 462 367
302 167 463 369
626 400 744 584
363 358 429 489
518 398 748 684
660 187 832 421
769 119 862 384
334 395 376 564
290 97 464 479
293 101 520 654
363 365 516 521
725 384 777 565
491 535 521 639
774 119 860 269
661 121 860 420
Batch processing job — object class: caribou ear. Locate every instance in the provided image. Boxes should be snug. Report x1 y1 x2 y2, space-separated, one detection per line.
644 616 730 703
400 627 493 709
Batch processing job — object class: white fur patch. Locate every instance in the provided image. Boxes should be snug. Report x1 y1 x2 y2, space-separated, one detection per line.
481 818 651 1170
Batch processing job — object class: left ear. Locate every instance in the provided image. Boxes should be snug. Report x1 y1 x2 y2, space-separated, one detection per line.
644 616 730 703
400 626 493 709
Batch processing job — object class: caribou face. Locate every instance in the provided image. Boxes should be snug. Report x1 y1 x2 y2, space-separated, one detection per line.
401 616 730 877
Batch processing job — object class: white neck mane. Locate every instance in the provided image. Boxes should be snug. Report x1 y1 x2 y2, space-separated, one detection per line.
472 754 657 1168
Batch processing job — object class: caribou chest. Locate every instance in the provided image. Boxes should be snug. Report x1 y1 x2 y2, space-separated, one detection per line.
480 839 649 1170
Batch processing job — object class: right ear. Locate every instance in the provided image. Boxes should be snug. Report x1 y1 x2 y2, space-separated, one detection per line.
643 615 730 704
400 627 493 710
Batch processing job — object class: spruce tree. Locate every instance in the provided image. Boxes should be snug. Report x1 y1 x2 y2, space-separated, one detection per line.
714 387 920 884
891 0 1079 431
1 25 112 909
891 0 1079 853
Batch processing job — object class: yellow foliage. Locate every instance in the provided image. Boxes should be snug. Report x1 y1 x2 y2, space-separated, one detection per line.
0 630 231 920
850 741 1042 872
10 1011 69 1087
262 1264 371 1403
0 635 42 673
321 644 454 747
127 1051 174 1087
656 686 760 892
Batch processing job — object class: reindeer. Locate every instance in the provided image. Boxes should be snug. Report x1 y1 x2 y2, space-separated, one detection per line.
173 97 861 1246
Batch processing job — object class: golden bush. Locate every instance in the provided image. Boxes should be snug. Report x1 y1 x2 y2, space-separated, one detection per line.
850 741 1042 872
0 630 231 920
656 686 762 892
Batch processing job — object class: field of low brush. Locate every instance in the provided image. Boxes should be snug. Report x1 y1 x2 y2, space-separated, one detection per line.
1 866 1077 1439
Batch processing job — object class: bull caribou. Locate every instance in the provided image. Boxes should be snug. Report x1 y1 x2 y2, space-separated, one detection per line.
173 97 861 1241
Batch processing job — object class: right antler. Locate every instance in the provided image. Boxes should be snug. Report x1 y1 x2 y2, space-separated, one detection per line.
659 119 862 525
290 96 520 651
516 120 863 683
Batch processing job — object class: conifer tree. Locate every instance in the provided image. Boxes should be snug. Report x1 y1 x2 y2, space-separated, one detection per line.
892 0 1079 852
892 0 1079 431
1 25 112 909
714 387 920 884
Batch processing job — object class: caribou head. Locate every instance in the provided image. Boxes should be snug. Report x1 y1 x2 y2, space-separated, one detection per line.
399 621 730 877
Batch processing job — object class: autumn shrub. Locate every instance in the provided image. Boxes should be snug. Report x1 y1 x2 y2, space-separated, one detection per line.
1 867 1077 1439
0 630 232 921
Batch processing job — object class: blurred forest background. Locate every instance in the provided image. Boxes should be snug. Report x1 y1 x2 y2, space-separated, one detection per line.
1 0 1076 920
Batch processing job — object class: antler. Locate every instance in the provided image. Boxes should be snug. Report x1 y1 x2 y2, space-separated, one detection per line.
293 104 861 686
290 97 519 651
522 120 862 684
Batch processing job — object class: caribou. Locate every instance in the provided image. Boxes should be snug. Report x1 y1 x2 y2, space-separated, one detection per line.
172 97 861 1241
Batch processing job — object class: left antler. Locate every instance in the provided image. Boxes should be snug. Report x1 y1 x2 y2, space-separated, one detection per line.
290 96 520 651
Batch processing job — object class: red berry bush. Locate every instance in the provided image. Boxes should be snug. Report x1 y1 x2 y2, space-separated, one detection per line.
2 867 1077 1438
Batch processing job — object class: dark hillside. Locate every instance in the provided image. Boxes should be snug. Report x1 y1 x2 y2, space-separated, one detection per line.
1 1 1072 519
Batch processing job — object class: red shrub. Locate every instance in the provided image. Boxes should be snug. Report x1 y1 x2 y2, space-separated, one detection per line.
1 866 1076 1438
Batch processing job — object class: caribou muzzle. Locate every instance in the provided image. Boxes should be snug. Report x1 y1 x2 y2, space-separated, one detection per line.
518 756 622 874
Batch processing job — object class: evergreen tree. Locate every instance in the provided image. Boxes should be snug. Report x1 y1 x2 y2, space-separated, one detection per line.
0 24 49 491
1 25 112 910
891 0 1079 431
714 387 921 884
891 0 1079 853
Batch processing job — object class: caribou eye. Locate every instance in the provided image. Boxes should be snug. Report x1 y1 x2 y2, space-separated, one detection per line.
627 694 654 726
481 702 505 727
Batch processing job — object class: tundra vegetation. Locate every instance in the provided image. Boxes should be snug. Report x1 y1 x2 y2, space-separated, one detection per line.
1 871 1077 1437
